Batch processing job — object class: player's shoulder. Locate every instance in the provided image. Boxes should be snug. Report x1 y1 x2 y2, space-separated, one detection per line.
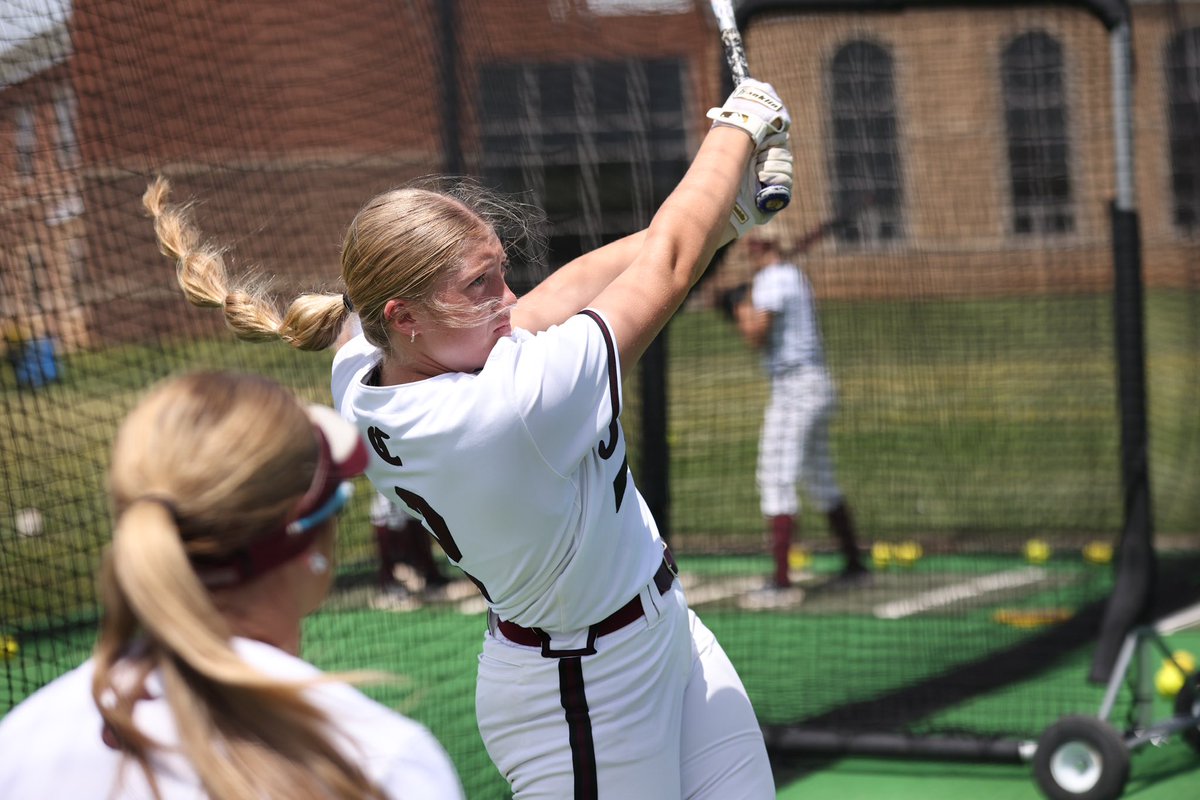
0 660 96 746
759 262 803 289
298 659 462 794
331 334 381 407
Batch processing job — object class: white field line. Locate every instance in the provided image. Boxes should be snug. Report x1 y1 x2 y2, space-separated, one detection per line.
1156 601 1200 635
681 575 763 605
873 567 1048 620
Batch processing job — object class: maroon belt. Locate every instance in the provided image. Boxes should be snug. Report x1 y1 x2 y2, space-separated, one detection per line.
497 554 678 658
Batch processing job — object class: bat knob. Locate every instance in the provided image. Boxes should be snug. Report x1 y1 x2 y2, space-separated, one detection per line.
755 185 791 214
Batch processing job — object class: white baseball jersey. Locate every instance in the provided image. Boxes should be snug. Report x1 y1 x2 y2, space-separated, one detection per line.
370 489 412 528
333 310 774 798
750 259 825 375
751 259 842 515
332 309 664 632
0 638 464 799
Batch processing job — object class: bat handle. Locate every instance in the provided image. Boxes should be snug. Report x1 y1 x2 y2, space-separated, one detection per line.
755 185 791 214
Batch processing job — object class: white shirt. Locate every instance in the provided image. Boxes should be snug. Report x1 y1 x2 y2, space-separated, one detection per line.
332 310 665 632
750 260 826 375
0 638 464 799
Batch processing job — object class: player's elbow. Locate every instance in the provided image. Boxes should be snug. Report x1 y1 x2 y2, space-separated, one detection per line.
642 227 710 297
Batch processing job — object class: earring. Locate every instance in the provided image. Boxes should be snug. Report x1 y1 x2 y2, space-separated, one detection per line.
307 553 329 576
410 330 416 343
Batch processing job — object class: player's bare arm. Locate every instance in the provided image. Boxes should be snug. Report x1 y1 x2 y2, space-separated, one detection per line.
588 126 752 379
510 231 646 333
514 219 744 336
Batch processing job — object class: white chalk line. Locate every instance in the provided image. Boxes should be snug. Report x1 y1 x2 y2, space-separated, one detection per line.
1157 601 1200 635
873 567 1048 620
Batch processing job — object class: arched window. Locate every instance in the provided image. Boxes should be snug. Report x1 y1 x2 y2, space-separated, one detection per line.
1166 27 1200 234
827 40 903 245
1001 31 1074 235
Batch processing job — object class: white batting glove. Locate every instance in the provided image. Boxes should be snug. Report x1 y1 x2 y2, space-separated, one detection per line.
706 79 791 147
729 131 793 238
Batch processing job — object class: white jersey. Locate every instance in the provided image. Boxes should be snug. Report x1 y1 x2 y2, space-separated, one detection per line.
332 309 665 632
0 638 464 799
750 260 825 376
370 490 412 528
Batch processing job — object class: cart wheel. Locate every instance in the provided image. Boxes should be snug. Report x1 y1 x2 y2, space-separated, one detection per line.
1175 674 1200 754
1033 715 1130 800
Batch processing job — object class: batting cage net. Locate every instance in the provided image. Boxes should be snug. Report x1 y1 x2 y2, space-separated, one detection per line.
1 0 1198 796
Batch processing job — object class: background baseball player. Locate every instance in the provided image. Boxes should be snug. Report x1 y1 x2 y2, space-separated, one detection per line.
731 223 870 608
145 78 794 798
368 490 454 610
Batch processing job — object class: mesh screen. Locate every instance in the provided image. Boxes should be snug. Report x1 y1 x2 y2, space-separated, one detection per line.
1 1 1198 796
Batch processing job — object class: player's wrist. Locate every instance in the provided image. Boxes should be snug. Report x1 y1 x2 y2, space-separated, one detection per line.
706 80 791 148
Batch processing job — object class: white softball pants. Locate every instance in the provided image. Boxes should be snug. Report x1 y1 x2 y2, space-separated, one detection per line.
757 365 842 517
475 581 774 799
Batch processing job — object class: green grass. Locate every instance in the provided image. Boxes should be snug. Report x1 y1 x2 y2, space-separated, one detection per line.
659 291 1196 542
4 291 1199 626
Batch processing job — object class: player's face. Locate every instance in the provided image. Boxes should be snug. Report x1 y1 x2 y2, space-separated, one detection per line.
747 239 775 270
421 233 516 374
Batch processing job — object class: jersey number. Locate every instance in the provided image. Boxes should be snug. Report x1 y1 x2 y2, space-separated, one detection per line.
392 486 463 562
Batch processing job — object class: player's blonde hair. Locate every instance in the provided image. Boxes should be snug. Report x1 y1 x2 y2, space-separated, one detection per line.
143 175 543 354
92 371 388 800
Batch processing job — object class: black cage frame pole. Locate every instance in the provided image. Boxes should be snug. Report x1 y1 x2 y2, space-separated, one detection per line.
439 0 462 175
640 332 671 542
1089 14 1156 685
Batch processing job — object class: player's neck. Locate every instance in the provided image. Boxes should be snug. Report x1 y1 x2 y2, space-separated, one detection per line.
379 356 439 386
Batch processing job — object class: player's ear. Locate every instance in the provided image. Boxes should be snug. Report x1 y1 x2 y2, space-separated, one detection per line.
383 299 417 338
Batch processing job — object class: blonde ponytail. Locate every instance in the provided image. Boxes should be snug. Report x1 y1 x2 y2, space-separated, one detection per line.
143 177 347 351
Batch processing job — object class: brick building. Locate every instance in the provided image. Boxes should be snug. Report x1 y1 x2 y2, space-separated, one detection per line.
1 0 1196 349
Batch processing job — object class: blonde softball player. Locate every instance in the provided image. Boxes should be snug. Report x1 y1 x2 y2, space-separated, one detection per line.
734 227 869 607
146 79 793 798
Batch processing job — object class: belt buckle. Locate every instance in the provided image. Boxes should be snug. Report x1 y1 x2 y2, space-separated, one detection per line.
539 628 598 659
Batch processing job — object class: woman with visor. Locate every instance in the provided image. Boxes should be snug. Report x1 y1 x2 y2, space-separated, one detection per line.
0 370 464 800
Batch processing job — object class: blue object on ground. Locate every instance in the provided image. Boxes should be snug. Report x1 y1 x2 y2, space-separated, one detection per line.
11 338 58 388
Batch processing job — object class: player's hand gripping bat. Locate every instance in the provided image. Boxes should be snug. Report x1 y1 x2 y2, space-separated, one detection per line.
709 0 791 214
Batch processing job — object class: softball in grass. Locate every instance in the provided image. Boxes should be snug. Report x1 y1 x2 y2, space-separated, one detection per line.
14 508 43 537
787 546 811 570
1155 650 1196 698
893 541 923 567
1 635 18 660
871 542 892 569
1082 541 1113 565
1024 539 1051 564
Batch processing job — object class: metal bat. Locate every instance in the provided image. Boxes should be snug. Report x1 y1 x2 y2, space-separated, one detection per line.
709 0 791 214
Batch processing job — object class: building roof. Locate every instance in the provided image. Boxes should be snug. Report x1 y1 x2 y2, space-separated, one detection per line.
1 0 72 90
738 0 1132 31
